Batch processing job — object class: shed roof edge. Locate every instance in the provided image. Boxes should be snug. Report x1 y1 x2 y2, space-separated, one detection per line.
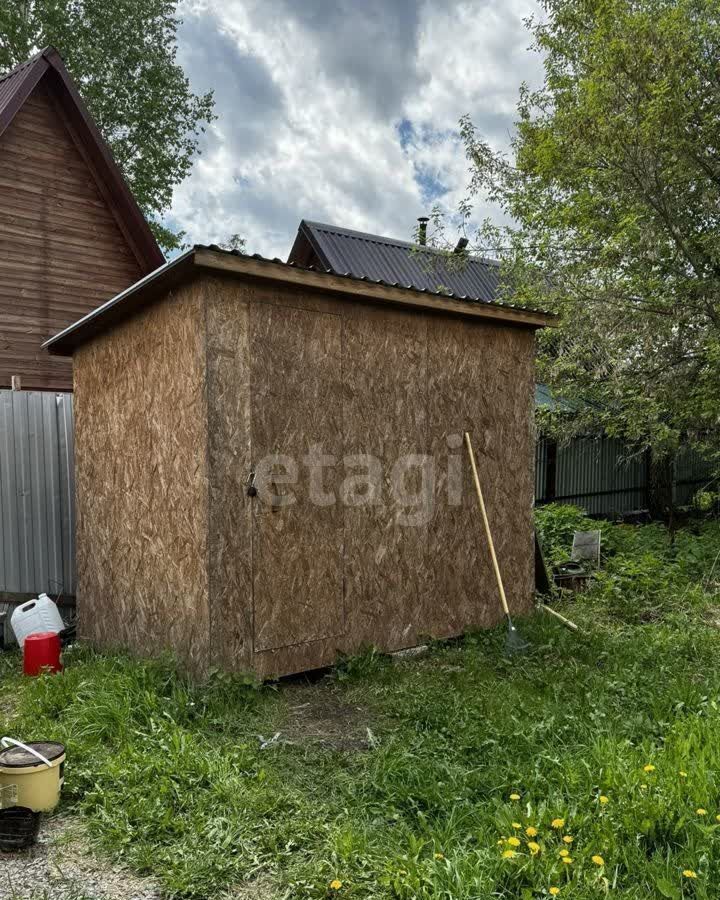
45 246 557 355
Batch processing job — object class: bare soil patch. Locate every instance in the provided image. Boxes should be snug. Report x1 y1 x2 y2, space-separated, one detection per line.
280 682 375 752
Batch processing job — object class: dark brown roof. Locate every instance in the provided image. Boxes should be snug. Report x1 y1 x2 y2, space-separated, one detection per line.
0 48 47 130
44 245 556 356
289 220 504 302
0 47 164 273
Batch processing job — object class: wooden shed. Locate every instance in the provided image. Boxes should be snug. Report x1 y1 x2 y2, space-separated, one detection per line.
46 247 554 678
0 46 164 391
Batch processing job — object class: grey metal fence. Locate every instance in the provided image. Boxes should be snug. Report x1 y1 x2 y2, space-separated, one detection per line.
0 391 75 595
536 435 716 516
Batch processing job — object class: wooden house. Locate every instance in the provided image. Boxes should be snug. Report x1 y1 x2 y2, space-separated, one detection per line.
0 47 164 391
46 246 554 678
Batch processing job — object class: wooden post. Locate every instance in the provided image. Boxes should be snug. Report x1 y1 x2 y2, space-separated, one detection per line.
11 375 21 391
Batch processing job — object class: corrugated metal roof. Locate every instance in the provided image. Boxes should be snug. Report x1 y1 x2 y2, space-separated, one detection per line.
0 48 44 92
290 220 504 303
0 48 49 136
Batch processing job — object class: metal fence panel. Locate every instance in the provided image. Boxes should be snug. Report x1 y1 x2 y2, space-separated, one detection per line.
59 393 75 595
674 446 715 506
0 391 75 595
555 437 646 516
535 437 548 500
536 434 716 516
0 393 20 591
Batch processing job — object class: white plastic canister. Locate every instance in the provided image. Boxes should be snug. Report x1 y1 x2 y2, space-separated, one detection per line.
10 595 64 648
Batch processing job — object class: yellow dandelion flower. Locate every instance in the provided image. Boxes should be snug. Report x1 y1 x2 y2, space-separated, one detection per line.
434 852 444 860
697 808 707 816
512 822 522 830
526 826 538 837
562 835 573 844
510 793 521 801
644 764 655 773
683 870 697 879
559 849 569 858
716 815 720 823
329 880 343 891
591 855 605 866
551 818 565 829
561 856 573 865
502 849 516 859
528 841 540 855
599 795 609 805
679 771 688 778
497 838 505 846
549 889 560 897
507 837 521 847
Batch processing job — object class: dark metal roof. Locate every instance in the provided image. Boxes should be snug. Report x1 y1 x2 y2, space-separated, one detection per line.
44 245 556 356
289 219 504 303
0 48 49 137
0 46 164 273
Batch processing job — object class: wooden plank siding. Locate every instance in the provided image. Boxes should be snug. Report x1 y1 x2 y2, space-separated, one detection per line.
0 81 144 391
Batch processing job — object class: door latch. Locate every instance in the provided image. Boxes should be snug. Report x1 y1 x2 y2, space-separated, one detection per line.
246 470 257 497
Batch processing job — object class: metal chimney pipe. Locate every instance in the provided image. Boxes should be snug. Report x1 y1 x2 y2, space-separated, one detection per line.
417 216 429 245
454 237 469 254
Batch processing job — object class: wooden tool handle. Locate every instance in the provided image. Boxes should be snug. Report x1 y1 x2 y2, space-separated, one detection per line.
464 431 511 618
540 603 580 633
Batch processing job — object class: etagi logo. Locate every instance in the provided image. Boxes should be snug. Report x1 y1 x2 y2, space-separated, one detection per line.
249 433 467 527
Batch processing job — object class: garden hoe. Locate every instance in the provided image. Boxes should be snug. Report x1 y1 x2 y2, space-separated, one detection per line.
464 432 529 655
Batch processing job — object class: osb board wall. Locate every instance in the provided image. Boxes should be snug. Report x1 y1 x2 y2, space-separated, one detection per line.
249 302 344 652
0 82 143 391
340 303 429 652
426 319 535 638
205 280 252 671
73 281 210 673
72 272 534 678
203 275 535 678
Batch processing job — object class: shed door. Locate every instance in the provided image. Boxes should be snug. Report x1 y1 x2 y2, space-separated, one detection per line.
250 302 344 653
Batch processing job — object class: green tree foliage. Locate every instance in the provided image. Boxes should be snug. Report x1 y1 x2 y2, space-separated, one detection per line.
459 0 720 463
221 233 247 253
0 0 215 252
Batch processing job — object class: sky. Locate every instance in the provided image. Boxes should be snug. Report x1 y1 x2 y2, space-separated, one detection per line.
169 0 545 260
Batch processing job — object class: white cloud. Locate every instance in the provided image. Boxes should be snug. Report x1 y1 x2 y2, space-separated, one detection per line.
170 0 543 258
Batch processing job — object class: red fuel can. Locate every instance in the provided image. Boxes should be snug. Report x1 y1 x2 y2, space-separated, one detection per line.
23 632 62 676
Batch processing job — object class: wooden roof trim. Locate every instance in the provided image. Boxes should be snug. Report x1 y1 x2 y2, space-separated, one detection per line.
197 248 556 329
0 48 164 274
44 250 196 355
44 248 556 356
288 219 330 269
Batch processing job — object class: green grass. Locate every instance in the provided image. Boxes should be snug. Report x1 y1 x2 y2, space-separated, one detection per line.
3 508 720 899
